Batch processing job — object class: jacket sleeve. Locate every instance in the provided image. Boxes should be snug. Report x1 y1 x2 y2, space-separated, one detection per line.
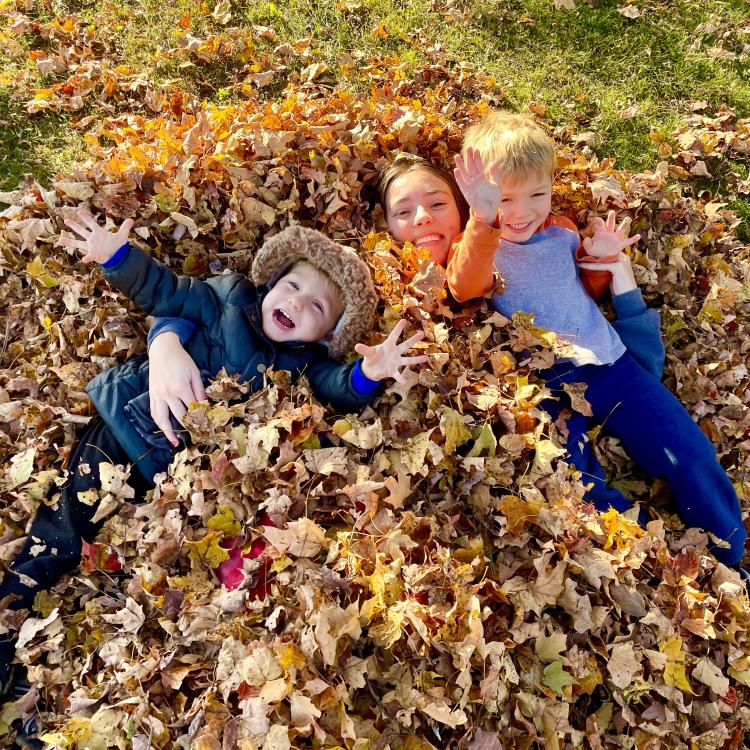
304 358 380 414
446 212 503 302
611 289 665 379
102 243 238 326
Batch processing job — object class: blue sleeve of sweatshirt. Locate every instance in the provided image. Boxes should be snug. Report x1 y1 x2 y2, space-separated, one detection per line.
350 359 382 396
147 318 198 347
101 242 130 269
612 289 665 379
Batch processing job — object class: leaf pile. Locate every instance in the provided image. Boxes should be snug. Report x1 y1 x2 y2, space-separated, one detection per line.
2 9 750 750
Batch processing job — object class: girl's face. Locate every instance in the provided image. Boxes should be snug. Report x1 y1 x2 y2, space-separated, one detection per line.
385 168 462 266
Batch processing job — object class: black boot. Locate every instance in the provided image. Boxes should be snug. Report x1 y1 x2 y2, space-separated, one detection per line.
15 715 43 750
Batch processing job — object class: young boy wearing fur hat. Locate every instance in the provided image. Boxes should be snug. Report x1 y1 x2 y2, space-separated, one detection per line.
0 212 425 692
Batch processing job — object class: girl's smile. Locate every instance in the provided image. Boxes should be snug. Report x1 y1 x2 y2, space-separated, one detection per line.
385 169 462 266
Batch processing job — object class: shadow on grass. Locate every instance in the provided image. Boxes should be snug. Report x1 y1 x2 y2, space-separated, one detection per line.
0 88 81 191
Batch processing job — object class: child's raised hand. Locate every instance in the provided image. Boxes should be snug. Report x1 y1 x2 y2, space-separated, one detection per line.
355 319 429 384
59 209 134 264
454 147 504 227
582 210 640 259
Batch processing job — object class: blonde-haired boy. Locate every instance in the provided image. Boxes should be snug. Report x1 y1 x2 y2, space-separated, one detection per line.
447 110 746 570
462 110 556 179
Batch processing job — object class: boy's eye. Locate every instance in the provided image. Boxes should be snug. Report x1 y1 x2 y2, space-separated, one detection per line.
287 280 299 290
313 301 324 314
394 209 410 218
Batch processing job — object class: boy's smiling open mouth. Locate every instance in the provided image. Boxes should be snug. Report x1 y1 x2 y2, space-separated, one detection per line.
272 308 295 330
506 222 533 233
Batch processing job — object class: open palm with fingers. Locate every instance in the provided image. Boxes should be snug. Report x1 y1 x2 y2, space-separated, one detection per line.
355 319 429 384
454 147 504 226
582 210 640 259
148 332 207 447
58 209 134 264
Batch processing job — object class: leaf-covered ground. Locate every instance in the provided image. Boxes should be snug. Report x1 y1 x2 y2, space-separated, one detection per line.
1 7 750 750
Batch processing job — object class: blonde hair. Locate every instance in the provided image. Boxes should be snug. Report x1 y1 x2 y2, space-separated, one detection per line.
463 111 555 180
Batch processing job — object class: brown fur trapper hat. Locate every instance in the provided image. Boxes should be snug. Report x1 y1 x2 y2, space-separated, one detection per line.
251 225 378 360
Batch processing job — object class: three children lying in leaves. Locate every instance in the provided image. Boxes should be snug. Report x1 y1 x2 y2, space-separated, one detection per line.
1 110 746 696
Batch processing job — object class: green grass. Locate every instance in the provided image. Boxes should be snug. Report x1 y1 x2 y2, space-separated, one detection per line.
0 87 84 190
0 0 748 191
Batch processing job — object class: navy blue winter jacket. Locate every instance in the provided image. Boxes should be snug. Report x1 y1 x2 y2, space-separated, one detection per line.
85 243 376 481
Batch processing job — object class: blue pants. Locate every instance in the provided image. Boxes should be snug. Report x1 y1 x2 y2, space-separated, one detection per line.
540 352 746 565
0 419 151 669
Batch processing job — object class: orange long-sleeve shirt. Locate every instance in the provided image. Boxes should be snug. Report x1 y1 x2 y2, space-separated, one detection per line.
446 213 614 302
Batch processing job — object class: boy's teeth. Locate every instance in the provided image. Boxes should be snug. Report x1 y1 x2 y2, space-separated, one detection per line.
415 234 441 245
276 310 294 328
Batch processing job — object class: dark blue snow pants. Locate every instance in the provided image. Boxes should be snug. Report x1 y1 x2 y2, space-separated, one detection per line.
540 352 746 566
0 419 150 669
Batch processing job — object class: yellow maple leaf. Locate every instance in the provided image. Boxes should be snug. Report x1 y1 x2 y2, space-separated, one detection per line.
659 635 693 693
468 422 497 457
26 256 59 288
498 495 542 536
366 555 402 606
598 507 643 551
206 505 241 537
664 661 693 693
369 608 405 648
186 532 229 568
439 407 471 454
277 644 306 672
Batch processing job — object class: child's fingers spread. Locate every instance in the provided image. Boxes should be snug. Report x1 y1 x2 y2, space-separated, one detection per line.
118 218 135 235
470 148 485 175
58 236 89 250
399 331 425 351
64 219 90 237
190 371 207 402
153 403 179 446
167 397 187 423
402 355 429 366
622 234 640 247
488 163 503 186
77 210 100 228
392 370 408 386
387 319 408 341
354 343 375 357
606 211 617 230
